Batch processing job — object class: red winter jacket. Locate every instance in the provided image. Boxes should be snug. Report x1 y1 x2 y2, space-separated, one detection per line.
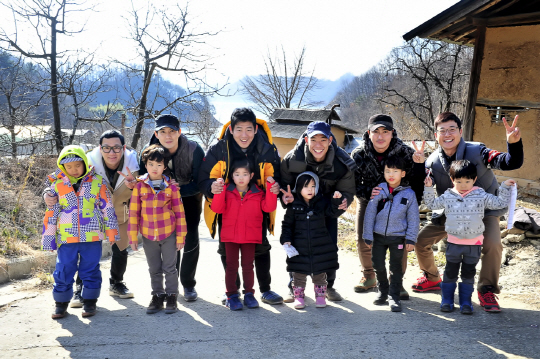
211 182 277 244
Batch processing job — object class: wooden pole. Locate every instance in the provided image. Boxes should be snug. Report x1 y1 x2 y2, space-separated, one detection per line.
463 22 486 141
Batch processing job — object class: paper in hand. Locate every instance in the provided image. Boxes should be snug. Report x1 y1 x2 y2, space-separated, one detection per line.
282 243 299 258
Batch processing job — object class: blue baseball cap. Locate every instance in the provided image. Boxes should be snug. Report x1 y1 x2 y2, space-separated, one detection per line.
306 121 331 138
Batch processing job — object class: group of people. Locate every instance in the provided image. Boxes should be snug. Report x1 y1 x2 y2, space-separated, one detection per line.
42 107 523 318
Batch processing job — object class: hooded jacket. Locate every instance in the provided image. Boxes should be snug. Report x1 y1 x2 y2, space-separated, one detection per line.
199 119 281 238
424 183 511 241
139 133 204 198
280 132 357 207
279 172 344 275
42 145 120 250
211 181 277 244
363 182 419 244
351 131 425 202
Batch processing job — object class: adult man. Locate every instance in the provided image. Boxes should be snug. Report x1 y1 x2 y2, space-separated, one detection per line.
199 108 283 305
139 114 204 302
351 115 425 299
45 130 140 305
280 121 356 302
412 112 522 312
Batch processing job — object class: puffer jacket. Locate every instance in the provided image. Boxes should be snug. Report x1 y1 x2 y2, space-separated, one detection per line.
211 182 277 244
199 119 281 238
42 146 120 250
351 131 425 202
424 183 511 239
363 182 419 244
280 172 344 275
280 132 357 206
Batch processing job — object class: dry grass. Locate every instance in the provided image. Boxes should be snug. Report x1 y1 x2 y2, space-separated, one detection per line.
0 156 57 258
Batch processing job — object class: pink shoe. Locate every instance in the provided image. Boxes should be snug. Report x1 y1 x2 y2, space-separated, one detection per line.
293 286 305 309
315 285 327 308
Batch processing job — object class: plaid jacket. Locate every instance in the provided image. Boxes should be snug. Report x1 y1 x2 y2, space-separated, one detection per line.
128 174 187 244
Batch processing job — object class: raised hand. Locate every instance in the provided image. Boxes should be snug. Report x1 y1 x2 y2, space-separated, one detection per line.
412 140 426 163
267 176 281 194
333 191 342 199
503 179 516 187
280 185 294 205
211 178 225 195
424 176 433 187
503 115 521 144
118 166 137 189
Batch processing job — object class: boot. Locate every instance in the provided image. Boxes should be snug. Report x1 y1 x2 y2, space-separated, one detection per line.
82 299 97 318
440 282 457 312
458 282 474 315
164 294 178 314
314 285 327 308
293 286 305 310
52 302 69 319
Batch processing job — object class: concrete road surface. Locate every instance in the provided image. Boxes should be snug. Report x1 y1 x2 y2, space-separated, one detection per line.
1 207 540 359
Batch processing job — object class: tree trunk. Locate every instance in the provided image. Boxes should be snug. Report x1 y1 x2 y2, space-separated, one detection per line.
50 18 63 153
130 62 156 149
68 84 80 145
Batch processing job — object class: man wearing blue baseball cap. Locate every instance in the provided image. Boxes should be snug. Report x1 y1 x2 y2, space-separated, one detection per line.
280 121 357 302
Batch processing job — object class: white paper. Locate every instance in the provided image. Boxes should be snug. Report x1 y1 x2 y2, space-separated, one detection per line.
282 244 299 258
507 185 518 230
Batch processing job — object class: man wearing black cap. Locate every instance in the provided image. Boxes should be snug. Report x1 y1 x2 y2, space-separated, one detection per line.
281 121 357 301
351 114 425 298
139 114 205 302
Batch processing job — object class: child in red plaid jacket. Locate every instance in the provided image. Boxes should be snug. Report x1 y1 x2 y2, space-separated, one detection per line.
128 144 187 314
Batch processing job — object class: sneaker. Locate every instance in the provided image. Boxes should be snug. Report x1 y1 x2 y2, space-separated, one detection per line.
221 292 241 305
109 282 134 299
326 287 343 302
412 274 441 292
70 286 84 308
373 291 388 305
260 291 283 305
226 294 243 311
165 294 178 314
354 277 377 293
147 294 166 314
478 286 501 313
52 302 69 319
183 287 198 302
389 297 402 312
400 286 410 300
243 293 259 309
82 299 97 318
283 291 295 304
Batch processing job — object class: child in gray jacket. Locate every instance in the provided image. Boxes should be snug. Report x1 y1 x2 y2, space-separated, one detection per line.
364 156 419 312
424 159 514 315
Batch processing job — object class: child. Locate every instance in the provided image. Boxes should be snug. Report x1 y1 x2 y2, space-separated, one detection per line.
424 159 514 314
42 145 120 319
128 144 187 315
280 171 344 310
211 159 277 311
363 156 419 312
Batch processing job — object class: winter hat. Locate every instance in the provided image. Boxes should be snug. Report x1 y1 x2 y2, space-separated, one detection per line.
292 171 320 195
59 154 84 164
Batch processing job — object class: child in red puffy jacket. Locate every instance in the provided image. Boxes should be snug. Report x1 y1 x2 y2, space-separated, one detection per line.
211 159 277 311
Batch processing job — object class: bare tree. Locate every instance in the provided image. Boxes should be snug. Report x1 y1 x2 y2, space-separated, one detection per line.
185 96 220 150
118 1 224 149
0 0 92 153
379 38 473 138
240 46 322 118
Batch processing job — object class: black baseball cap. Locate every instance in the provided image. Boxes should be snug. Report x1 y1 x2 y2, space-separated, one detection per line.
155 114 180 131
368 114 394 131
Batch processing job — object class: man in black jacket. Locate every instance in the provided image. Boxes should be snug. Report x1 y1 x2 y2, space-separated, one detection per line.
281 121 356 301
351 114 425 299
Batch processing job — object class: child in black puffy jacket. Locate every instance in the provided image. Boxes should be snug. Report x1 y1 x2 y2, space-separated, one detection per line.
280 171 344 309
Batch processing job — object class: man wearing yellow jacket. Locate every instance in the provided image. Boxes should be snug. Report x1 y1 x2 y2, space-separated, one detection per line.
199 108 283 305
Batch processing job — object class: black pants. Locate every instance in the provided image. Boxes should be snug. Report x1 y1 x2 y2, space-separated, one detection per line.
371 234 405 300
76 242 128 286
325 216 338 289
175 193 202 289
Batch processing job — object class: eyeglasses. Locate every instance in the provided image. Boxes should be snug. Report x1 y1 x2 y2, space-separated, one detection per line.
437 127 459 135
101 145 123 153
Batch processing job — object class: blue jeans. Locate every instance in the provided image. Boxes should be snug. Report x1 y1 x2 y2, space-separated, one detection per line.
53 242 102 302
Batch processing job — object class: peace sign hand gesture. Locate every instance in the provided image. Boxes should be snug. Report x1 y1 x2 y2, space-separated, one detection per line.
280 185 294 205
503 115 521 144
412 140 426 163
118 166 137 189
